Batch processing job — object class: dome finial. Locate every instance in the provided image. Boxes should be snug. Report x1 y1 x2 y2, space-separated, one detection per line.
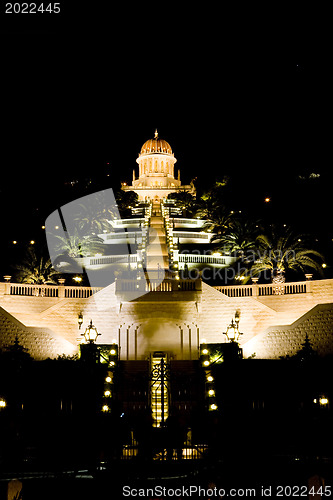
154 129 158 139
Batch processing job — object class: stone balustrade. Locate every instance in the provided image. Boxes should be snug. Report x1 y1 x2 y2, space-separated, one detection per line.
214 280 309 297
0 278 315 299
115 278 202 294
3 282 102 299
76 254 138 267
111 218 145 228
99 232 143 244
178 254 236 266
172 231 214 243
170 218 206 228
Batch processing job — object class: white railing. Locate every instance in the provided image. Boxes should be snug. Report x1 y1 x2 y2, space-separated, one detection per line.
99 232 142 243
9 284 60 297
173 231 213 242
111 218 145 227
214 281 309 297
7 283 102 298
178 254 236 265
115 278 201 293
88 255 138 266
170 218 205 228
63 286 102 298
2 279 310 299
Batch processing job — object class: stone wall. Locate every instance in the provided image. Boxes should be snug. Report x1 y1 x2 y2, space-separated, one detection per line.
0 307 76 360
242 303 333 359
1 279 333 360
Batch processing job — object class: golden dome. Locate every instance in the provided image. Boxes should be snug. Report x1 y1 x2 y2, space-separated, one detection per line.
140 130 173 155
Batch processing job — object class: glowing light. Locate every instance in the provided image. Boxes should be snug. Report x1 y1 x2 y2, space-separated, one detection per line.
30 240 35 245
41 225 45 229
265 197 271 203
212 252 221 257
0 399 6 408
319 397 329 405
207 375 214 382
208 389 215 396
105 376 112 383
210 404 218 410
203 360 210 366
82 320 100 344
102 405 109 412
73 276 82 283
202 349 209 355
322 263 327 268
110 349 116 355
13 241 17 244
201 338 207 344
104 390 111 397
55 225 59 229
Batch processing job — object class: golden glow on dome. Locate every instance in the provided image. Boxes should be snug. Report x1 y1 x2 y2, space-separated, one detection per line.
140 130 172 155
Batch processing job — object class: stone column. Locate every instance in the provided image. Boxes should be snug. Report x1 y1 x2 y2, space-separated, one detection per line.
58 278 66 298
252 277 259 297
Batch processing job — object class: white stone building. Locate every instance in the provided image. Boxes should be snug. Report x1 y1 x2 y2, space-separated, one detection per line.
121 130 195 201
1 132 333 365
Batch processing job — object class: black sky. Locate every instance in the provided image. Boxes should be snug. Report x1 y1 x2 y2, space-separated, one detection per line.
1 9 332 274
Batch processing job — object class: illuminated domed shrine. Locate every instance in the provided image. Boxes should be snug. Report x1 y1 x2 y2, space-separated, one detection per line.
122 130 194 200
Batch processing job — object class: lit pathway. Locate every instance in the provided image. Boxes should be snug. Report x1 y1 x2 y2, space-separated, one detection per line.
146 201 169 273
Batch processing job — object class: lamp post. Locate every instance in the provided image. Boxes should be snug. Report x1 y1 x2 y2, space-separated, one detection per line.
224 319 242 343
80 320 101 363
82 320 101 344
223 317 243 360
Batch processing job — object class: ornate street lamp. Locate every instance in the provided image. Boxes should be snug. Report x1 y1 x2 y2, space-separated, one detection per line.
82 320 101 344
224 318 242 343
223 316 243 361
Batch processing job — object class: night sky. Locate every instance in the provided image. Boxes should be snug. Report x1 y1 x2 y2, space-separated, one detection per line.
1 10 332 276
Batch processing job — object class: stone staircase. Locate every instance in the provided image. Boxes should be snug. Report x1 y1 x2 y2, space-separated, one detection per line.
146 202 169 271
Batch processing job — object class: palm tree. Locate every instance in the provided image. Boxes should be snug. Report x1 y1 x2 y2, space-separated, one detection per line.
195 180 234 236
73 192 116 235
216 219 260 257
115 190 139 216
53 229 105 258
167 189 197 216
14 247 60 284
201 206 234 237
250 226 325 282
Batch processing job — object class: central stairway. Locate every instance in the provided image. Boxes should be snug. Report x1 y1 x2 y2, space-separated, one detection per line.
146 202 169 272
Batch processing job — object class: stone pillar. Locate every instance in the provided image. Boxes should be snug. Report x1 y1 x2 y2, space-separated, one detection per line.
58 278 66 298
252 277 259 297
3 276 11 295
